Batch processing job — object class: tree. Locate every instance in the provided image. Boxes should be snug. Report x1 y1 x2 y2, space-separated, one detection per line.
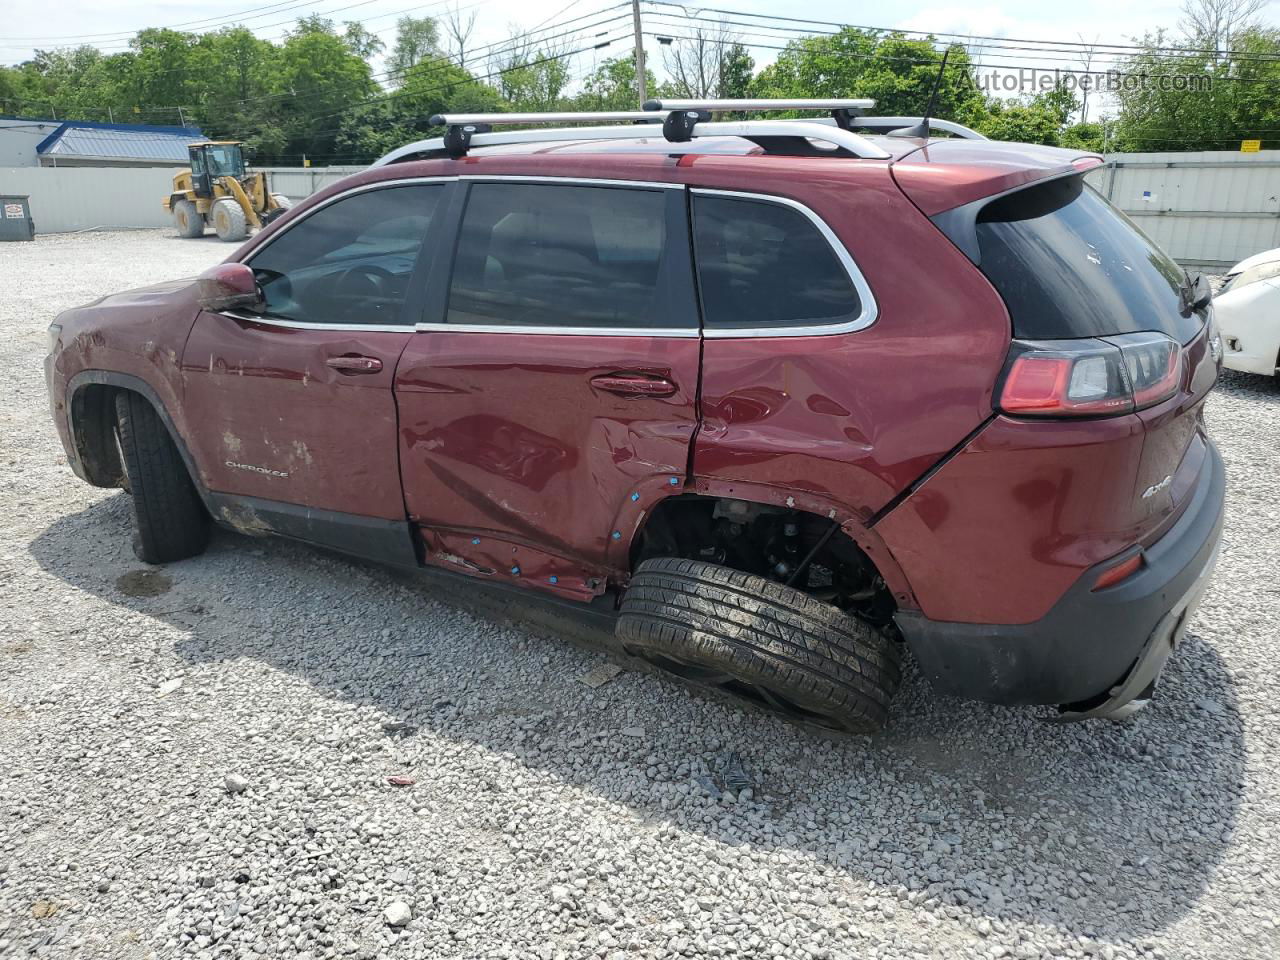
443 3 478 71
749 31 987 126
492 30 572 111
577 54 657 110
343 22 385 61
1111 25 1280 150
719 44 754 99
271 28 377 159
388 16 441 86
660 20 743 99
1180 0 1268 57
337 59 502 159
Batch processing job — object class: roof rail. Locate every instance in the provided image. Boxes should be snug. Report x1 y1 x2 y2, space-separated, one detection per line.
427 110 664 127
372 99 907 165
642 98 875 113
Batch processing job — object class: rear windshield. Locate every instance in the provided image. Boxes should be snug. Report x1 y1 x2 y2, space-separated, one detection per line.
975 175 1201 343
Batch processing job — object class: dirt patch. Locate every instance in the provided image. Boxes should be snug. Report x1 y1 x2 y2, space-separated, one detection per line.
115 570 172 598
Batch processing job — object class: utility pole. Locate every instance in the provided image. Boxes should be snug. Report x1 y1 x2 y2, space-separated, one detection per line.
631 0 647 106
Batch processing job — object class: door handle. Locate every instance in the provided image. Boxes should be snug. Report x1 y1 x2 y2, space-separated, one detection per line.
326 355 383 374
590 374 677 397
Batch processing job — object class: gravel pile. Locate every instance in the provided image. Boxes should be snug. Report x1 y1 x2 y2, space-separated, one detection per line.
2 230 1279 960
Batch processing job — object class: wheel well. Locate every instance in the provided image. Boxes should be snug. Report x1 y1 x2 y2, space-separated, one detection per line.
631 494 896 627
69 383 125 488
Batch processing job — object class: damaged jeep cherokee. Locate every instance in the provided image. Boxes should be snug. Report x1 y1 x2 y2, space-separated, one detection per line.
45 100 1225 732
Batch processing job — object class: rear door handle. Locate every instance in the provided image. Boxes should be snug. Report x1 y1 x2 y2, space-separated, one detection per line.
326 355 383 374
590 374 677 397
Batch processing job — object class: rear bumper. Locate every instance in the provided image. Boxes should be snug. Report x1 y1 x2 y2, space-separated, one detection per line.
895 438 1225 714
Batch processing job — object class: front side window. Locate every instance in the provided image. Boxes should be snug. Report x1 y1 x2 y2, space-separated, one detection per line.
248 184 443 326
447 182 681 329
692 193 863 331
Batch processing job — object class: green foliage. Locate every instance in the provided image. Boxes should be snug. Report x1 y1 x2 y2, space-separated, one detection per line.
577 54 658 111
495 51 572 112
28 12 1268 164
387 17 441 85
1111 26 1280 150
750 31 987 124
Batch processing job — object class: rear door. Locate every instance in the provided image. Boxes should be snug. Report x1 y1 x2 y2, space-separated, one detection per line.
181 180 449 559
395 177 701 599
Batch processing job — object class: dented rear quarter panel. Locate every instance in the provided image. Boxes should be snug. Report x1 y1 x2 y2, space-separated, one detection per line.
684 155 1013 525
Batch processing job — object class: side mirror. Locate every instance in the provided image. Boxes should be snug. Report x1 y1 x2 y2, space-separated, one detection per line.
196 262 262 313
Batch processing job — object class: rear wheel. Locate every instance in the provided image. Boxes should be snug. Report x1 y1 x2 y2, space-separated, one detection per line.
617 558 902 733
114 392 210 564
211 198 248 242
173 199 204 238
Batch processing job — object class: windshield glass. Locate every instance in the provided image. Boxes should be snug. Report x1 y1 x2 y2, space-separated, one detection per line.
204 145 244 177
975 175 1202 343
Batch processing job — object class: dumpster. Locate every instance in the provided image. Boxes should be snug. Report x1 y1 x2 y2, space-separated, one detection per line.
0 195 35 241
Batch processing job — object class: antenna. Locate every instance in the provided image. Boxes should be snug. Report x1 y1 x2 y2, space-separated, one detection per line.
889 47 951 139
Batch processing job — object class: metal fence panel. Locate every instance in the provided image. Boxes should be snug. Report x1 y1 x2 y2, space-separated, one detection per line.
1087 150 1280 269
0 166 180 233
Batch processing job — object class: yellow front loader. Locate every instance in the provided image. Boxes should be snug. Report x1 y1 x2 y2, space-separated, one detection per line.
163 142 292 242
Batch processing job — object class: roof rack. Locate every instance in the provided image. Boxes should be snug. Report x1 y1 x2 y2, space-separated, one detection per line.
372 98 984 166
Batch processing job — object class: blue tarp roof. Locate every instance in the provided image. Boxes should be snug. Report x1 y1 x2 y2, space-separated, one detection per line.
35 120 207 162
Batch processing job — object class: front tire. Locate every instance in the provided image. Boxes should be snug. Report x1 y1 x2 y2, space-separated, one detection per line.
114 392 210 564
618 558 902 734
173 199 204 238
211 198 248 242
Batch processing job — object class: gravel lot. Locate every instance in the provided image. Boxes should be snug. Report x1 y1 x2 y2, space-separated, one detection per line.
2 229 1279 960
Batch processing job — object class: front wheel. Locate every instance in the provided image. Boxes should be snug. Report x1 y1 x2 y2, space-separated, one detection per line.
211 197 248 242
173 199 204 238
617 558 902 733
114 392 210 564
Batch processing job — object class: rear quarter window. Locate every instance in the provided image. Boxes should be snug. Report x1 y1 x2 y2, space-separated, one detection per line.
974 175 1201 343
691 193 864 332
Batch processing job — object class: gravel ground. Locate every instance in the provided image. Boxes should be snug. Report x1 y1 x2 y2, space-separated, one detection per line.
2 229 1279 960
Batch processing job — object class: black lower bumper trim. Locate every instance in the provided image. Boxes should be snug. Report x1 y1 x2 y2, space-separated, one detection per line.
895 438 1226 708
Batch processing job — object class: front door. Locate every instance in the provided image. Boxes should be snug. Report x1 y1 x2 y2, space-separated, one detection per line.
180 180 450 561
396 178 702 599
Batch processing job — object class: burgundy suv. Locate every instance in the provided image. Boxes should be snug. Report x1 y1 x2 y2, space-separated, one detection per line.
45 101 1224 733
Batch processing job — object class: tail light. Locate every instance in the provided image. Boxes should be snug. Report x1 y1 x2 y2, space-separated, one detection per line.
998 332 1183 418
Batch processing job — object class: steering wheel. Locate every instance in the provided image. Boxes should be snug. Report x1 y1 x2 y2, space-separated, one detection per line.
333 265 396 322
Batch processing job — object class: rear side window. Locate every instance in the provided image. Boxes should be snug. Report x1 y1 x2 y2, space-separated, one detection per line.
692 193 862 331
447 182 688 329
249 184 443 326
975 175 1200 342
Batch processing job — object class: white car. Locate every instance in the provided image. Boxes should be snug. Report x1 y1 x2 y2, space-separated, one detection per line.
1214 247 1280 378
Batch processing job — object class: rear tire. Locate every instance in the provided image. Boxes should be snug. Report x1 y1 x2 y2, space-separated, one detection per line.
114 392 210 564
211 198 248 242
617 558 902 733
173 199 204 238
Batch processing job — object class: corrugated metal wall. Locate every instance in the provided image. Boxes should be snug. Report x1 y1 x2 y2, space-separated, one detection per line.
1086 150 1280 269
0 166 179 232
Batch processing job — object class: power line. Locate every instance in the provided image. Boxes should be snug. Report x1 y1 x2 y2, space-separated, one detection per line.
643 23 1280 88
643 6 1280 70
643 1 1280 62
